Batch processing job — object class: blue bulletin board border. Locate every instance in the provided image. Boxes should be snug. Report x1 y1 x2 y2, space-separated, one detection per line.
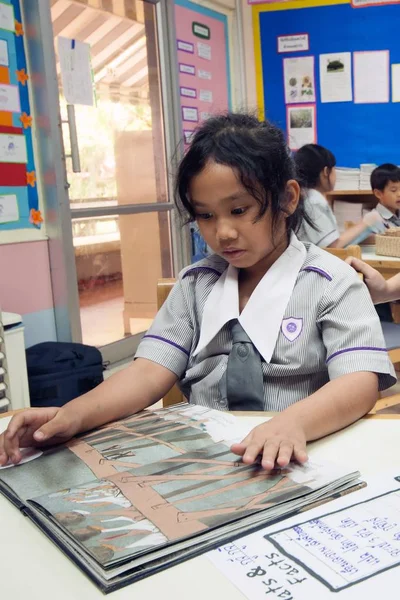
252 0 400 167
0 0 40 230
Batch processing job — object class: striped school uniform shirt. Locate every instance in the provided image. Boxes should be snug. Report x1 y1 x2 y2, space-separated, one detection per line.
373 203 400 228
135 233 396 411
297 189 339 247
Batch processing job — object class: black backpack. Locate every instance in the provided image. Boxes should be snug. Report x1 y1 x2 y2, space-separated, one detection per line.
26 342 105 408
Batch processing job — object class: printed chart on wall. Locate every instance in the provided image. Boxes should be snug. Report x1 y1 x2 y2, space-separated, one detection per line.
175 0 230 148
209 472 400 599
0 0 40 230
255 1 400 165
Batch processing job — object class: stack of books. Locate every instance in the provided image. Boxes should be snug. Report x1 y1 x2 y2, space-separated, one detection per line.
359 164 376 191
334 167 360 191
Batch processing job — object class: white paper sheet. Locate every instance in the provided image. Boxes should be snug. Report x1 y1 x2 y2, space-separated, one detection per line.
320 52 352 103
278 34 309 54
0 133 27 163
287 105 316 150
0 2 14 32
354 51 389 104
200 89 213 103
352 0 400 6
392 64 400 102
197 42 211 61
0 39 9 66
209 473 400 600
0 83 20 113
0 194 19 224
198 69 212 80
284 56 315 104
0 448 43 470
58 36 94 106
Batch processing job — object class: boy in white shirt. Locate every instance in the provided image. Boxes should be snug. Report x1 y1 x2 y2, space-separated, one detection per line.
370 163 400 228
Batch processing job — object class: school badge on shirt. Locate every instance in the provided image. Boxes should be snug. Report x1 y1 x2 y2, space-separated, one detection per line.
281 317 303 342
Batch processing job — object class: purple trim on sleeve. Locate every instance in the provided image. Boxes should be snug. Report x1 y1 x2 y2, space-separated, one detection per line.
143 335 190 356
327 346 387 363
302 266 332 281
182 266 222 279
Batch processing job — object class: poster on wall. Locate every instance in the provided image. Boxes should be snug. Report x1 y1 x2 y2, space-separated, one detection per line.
353 50 389 103
283 56 315 104
287 104 316 150
319 52 352 103
0 0 40 230
175 0 230 149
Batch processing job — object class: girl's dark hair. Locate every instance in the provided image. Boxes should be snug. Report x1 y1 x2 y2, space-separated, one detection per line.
175 112 312 235
294 143 336 189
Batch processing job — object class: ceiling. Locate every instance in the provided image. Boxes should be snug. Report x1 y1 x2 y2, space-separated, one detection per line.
51 0 150 102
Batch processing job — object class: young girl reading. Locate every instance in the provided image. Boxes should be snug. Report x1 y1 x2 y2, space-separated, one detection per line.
0 114 395 471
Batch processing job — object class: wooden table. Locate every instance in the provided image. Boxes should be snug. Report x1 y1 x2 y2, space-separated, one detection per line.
0 412 399 599
361 246 400 280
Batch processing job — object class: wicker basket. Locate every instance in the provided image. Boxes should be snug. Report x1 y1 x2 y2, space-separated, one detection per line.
375 229 400 257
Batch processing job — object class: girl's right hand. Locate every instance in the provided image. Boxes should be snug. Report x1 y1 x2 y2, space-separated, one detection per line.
0 407 81 466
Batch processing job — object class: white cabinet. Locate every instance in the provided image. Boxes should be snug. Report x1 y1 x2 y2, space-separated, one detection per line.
0 311 30 412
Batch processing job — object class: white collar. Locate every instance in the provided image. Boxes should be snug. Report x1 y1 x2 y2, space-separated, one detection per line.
376 203 398 220
193 233 307 363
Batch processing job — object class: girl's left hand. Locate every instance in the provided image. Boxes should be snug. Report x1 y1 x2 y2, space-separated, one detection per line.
230 416 308 470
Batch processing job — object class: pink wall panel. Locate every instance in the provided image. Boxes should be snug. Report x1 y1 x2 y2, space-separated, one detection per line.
0 240 54 314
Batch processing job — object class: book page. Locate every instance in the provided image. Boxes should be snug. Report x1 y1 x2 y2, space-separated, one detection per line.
0 405 248 502
209 474 400 599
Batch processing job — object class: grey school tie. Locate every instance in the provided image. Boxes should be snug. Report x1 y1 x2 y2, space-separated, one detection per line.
226 319 265 411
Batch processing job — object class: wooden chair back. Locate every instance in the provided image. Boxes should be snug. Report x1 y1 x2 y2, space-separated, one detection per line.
324 245 362 260
157 279 185 407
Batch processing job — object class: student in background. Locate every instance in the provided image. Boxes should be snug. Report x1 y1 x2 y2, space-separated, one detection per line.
0 114 395 471
369 163 400 227
295 144 382 248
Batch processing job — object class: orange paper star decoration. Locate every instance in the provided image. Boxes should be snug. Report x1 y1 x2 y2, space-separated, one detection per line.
16 68 29 85
26 171 36 187
15 21 24 36
29 209 43 227
19 112 32 129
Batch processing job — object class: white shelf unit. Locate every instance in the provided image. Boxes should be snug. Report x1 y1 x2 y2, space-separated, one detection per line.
0 310 30 412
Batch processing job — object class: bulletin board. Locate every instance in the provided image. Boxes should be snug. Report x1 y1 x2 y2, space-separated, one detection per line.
0 0 40 231
253 0 400 167
175 0 231 149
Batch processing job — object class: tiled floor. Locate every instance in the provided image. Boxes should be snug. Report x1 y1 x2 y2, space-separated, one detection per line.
79 280 153 347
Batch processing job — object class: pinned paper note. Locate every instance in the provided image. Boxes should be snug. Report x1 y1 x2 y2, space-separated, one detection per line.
58 36 94 106
284 56 316 104
0 194 19 224
319 52 352 103
200 89 213 103
198 42 211 61
354 51 389 104
0 39 9 66
0 447 43 470
0 134 27 163
0 2 15 32
287 104 316 150
0 84 21 113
